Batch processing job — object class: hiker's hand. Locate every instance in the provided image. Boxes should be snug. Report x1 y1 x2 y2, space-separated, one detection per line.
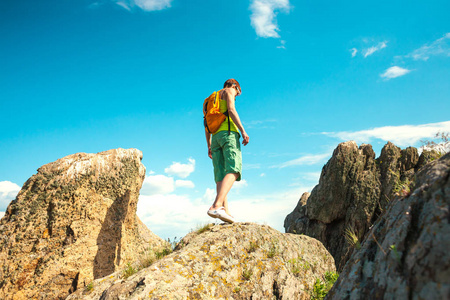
242 132 249 146
208 147 212 159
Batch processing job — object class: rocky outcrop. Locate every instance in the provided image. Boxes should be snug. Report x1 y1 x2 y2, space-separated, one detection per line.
67 223 336 300
0 149 165 300
326 152 450 299
284 141 440 270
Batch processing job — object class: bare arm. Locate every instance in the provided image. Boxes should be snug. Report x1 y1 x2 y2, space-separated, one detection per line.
205 129 212 158
223 90 250 146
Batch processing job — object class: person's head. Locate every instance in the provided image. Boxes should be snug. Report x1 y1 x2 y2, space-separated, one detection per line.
223 78 241 96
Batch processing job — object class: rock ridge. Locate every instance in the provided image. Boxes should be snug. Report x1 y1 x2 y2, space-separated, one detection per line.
67 222 336 300
0 148 165 300
326 152 450 299
284 141 440 270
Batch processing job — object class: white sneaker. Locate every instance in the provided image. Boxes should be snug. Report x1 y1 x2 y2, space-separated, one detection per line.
207 207 223 219
216 208 235 224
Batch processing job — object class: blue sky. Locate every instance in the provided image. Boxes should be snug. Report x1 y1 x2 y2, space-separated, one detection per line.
1 0 449 239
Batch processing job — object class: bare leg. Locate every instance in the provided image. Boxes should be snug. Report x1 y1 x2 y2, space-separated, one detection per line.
215 182 232 216
209 173 239 215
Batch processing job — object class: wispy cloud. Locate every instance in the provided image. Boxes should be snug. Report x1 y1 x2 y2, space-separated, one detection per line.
0 181 21 211
245 119 277 129
115 1 132 11
250 0 291 38
277 40 286 49
406 33 450 61
322 121 450 147
350 48 358 57
380 66 411 79
164 158 195 178
88 2 103 9
243 163 261 170
363 41 387 58
272 153 330 168
112 0 172 11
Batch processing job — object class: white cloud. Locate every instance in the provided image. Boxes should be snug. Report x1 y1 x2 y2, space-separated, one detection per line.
322 121 450 147
202 188 216 204
164 158 195 178
0 181 21 211
230 187 315 232
380 66 411 79
113 0 172 11
141 175 175 195
137 193 207 239
273 153 330 168
137 185 314 239
407 32 450 61
175 180 195 189
350 48 358 57
363 41 387 58
250 0 291 38
233 179 248 190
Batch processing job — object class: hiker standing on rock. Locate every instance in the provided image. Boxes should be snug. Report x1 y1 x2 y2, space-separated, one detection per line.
204 79 249 223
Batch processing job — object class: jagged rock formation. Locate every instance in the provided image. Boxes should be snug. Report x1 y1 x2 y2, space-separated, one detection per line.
284 141 440 270
326 152 450 299
67 223 336 300
0 149 165 300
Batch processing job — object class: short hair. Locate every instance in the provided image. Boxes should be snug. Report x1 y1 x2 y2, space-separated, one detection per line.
223 78 241 91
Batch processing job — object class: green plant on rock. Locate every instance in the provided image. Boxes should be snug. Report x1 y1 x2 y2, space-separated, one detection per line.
344 226 361 250
390 244 401 263
392 176 412 197
139 250 156 269
155 247 172 260
242 267 253 281
311 271 339 300
267 239 279 258
247 240 260 253
288 257 311 276
167 237 182 251
195 223 213 235
122 262 138 279
85 281 94 293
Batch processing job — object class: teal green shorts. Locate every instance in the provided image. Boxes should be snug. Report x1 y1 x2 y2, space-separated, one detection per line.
211 131 242 183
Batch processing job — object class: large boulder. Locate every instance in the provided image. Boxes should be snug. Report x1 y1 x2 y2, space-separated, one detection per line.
0 149 165 300
326 152 450 299
284 141 439 270
67 223 336 300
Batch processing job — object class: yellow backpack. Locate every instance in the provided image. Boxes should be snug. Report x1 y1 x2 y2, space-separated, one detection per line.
203 90 230 134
